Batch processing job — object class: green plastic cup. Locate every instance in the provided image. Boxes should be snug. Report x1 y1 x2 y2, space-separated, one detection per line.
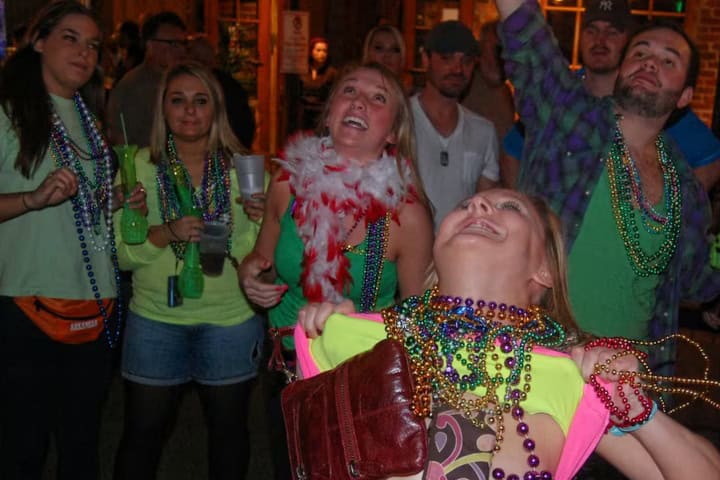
113 144 148 244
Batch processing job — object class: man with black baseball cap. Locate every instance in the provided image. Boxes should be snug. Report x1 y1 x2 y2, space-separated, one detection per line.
411 20 499 229
581 0 634 97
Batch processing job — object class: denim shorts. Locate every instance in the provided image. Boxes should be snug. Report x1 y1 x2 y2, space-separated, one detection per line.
121 310 265 386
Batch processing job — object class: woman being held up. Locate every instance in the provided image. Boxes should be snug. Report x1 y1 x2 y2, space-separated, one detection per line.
297 189 720 479
113 62 264 480
240 61 433 479
0 2 145 478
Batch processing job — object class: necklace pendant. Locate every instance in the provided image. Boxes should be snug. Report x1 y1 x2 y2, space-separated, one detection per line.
440 151 449 167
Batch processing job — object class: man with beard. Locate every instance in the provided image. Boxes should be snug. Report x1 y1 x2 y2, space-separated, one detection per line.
502 0 720 191
410 21 499 229
496 0 720 374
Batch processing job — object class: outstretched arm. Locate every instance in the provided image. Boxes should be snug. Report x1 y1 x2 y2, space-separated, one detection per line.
596 411 720 480
573 344 720 479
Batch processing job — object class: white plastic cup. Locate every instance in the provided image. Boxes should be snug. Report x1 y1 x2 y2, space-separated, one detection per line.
232 154 265 198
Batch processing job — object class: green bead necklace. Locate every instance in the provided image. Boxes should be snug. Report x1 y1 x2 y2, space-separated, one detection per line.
606 120 681 277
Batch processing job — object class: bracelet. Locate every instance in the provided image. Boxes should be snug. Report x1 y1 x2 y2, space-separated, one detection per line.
21 193 34 211
165 222 180 241
609 401 658 437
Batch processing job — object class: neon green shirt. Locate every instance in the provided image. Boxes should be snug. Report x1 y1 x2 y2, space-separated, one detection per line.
0 95 116 300
114 148 259 326
306 313 583 435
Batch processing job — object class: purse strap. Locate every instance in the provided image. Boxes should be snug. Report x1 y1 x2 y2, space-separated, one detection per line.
268 326 297 383
335 362 362 478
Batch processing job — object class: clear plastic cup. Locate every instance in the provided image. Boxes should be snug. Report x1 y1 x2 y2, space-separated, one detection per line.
199 221 230 277
232 154 265 198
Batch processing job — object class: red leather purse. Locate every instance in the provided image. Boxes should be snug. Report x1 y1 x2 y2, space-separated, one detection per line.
281 338 427 479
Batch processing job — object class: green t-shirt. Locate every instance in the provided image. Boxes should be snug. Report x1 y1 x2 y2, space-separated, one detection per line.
0 95 116 300
568 169 662 339
114 148 260 326
269 199 398 348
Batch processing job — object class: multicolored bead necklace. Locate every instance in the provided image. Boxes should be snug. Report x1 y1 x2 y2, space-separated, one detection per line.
156 133 233 260
585 334 720 423
606 119 681 277
50 94 114 251
343 212 391 312
49 93 123 347
384 287 567 480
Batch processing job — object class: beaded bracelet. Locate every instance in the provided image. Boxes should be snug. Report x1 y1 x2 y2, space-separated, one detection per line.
609 401 658 436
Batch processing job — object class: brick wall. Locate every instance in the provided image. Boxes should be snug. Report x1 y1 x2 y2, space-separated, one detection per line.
685 0 720 125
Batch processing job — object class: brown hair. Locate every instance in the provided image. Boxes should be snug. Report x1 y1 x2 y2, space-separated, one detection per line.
527 194 580 338
0 0 99 178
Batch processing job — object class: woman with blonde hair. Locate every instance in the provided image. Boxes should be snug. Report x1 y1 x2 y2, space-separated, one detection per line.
240 61 433 479
362 24 406 78
113 62 264 479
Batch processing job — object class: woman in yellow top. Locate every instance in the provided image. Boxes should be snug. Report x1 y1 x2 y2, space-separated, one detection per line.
297 189 720 479
113 62 264 479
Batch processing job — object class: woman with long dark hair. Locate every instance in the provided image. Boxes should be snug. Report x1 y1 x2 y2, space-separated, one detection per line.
0 1 144 478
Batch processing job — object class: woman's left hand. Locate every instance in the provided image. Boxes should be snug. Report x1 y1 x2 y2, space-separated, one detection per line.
112 183 147 215
237 192 265 222
570 343 639 382
571 343 649 423
298 299 355 338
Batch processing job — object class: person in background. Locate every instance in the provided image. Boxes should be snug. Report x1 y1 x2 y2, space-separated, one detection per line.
239 61 433 480
106 11 187 147
497 0 720 378
111 20 144 85
461 20 516 165
362 24 405 79
186 35 256 150
112 62 264 480
411 20 500 229
502 0 720 192
0 1 145 478
298 37 337 130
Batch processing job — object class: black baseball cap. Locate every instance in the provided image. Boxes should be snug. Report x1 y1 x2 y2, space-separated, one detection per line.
424 20 479 56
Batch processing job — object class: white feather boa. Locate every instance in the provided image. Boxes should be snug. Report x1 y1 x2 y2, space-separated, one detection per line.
278 135 412 303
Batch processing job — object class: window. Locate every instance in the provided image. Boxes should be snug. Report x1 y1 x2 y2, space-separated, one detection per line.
541 0 686 69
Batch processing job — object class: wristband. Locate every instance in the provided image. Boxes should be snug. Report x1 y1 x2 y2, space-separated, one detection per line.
609 401 658 436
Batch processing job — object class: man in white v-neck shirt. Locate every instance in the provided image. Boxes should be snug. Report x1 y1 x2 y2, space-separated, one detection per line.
411 20 500 229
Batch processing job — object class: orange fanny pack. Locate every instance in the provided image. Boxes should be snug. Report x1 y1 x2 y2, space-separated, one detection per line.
13 296 114 344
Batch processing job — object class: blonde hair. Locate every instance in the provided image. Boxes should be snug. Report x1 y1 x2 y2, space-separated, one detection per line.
526 194 579 337
149 61 246 164
362 25 406 74
318 61 427 205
